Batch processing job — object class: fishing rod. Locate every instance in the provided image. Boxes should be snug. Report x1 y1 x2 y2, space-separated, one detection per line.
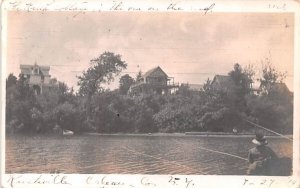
185 119 292 163
244 119 293 141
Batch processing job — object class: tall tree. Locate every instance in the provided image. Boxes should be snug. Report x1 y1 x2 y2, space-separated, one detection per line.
119 74 134 95
227 63 254 114
77 52 127 125
78 52 127 96
259 60 286 95
229 64 253 92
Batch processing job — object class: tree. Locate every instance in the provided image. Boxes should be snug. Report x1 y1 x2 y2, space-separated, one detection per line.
6 74 37 133
202 78 212 93
6 73 17 88
53 102 82 132
259 59 286 95
243 64 255 85
77 52 127 96
246 94 293 134
228 63 253 94
177 83 192 97
119 74 134 95
77 52 127 128
227 63 253 113
135 70 143 82
49 78 58 85
57 81 70 103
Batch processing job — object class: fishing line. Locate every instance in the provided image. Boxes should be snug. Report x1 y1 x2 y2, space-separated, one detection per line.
196 146 248 161
244 119 293 141
121 145 206 174
173 140 248 162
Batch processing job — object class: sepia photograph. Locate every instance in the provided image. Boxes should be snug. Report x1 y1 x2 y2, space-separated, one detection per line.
3 7 296 181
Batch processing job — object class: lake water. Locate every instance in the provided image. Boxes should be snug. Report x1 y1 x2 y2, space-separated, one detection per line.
6 134 292 175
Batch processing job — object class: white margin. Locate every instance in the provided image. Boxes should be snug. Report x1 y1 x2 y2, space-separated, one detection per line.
1 0 299 188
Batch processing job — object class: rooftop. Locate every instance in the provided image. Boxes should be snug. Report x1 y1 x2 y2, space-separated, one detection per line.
142 66 169 78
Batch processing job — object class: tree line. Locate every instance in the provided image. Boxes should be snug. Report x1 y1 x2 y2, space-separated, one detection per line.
6 52 293 134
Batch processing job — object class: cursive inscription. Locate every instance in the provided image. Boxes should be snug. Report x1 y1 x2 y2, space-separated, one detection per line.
167 3 183 11
198 3 215 15
7 174 70 188
168 176 195 188
86 176 125 186
268 3 286 10
5 175 300 188
5 1 215 15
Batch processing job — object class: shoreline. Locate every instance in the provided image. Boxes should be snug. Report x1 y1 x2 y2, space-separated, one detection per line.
82 132 293 139
5 132 293 139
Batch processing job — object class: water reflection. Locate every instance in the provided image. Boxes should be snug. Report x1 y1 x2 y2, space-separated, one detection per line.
6 135 292 175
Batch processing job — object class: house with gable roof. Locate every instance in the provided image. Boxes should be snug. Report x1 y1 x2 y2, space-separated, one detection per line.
129 66 179 95
20 63 52 94
211 75 236 92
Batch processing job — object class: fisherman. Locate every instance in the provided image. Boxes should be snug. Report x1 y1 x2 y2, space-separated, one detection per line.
247 132 277 175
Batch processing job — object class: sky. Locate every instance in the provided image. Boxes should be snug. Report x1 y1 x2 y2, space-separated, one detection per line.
7 11 294 91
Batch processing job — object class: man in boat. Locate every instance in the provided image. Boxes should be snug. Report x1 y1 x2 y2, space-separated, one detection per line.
247 132 277 175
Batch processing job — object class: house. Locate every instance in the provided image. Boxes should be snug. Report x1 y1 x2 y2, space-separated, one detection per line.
270 83 292 95
210 75 236 92
20 63 52 94
260 82 293 97
211 75 292 98
129 66 179 95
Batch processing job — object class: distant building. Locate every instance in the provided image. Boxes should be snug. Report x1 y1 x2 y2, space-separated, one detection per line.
259 82 293 97
211 74 292 98
129 66 179 95
20 63 52 94
270 83 291 95
211 75 236 92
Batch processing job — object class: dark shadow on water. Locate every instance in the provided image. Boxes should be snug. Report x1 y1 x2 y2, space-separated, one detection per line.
270 157 292 176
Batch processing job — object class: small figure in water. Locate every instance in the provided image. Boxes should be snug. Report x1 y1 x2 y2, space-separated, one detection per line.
247 132 277 175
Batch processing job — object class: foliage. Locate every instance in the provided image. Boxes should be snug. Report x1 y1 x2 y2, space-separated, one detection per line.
6 72 78 134
77 51 127 125
52 102 83 132
153 95 200 132
77 52 127 96
119 74 135 95
6 73 17 88
246 93 293 134
228 63 254 111
5 54 293 135
259 59 287 95
135 70 143 82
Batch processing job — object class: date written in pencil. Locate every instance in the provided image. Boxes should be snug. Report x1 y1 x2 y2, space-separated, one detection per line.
243 177 299 188
268 3 286 10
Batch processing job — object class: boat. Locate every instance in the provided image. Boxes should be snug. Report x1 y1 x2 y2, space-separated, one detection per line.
63 129 74 136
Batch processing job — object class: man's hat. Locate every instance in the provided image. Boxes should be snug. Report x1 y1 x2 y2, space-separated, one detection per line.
252 132 268 146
